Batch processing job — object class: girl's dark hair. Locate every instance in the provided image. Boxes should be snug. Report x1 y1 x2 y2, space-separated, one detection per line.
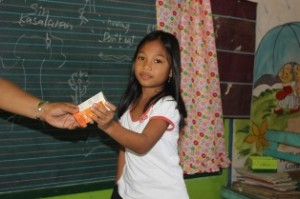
117 30 187 129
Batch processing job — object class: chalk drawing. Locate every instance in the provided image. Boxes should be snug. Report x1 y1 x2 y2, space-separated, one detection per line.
68 71 90 104
78 0 97 26
98 52 132 62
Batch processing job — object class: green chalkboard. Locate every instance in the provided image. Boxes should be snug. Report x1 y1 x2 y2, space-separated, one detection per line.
0 0 156 198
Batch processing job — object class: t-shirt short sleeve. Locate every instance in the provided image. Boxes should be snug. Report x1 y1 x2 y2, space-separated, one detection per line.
149 96 180 131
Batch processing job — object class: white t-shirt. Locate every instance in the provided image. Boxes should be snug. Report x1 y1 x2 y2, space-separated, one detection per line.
118 96 189 199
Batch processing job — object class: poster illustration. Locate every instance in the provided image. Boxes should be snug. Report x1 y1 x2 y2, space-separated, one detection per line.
232 22 300 182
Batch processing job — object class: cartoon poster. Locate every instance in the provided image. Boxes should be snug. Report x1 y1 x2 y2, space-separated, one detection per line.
232 22 300 182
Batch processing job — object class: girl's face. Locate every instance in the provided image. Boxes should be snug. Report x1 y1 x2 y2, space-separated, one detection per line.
134 39 171 92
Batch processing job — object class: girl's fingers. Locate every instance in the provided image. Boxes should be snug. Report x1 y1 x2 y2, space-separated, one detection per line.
104 102 116 111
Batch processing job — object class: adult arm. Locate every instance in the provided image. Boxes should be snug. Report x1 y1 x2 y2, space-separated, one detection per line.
0 78 79 129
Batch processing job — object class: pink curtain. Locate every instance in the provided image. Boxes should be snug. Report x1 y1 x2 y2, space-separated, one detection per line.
156 0 230 174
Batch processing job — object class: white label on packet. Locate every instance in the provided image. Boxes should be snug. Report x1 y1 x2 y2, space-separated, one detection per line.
77 91 107 111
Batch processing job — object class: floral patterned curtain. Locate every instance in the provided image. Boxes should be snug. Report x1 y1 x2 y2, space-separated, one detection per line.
156 0 230 174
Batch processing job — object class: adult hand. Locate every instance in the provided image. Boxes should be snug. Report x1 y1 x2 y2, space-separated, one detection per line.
41 102 80 129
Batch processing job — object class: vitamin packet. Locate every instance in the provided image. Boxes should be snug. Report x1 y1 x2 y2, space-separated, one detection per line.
73 91 107 127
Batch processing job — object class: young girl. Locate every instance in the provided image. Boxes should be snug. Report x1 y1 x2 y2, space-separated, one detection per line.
91 30 189 199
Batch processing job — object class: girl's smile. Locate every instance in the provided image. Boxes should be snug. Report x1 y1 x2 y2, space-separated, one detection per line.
139 71 152 80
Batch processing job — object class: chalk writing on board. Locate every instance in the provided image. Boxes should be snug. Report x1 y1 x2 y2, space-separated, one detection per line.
98 31 135 46
147 24 156 33
68 71 90 104
18 3 73 30
106 18 130 33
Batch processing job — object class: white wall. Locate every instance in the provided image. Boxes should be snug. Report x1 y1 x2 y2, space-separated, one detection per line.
249 0 300 49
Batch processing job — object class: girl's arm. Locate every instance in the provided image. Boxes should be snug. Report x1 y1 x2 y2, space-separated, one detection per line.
91 102 169 154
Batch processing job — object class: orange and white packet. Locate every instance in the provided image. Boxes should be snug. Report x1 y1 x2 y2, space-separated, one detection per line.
73 91 107 127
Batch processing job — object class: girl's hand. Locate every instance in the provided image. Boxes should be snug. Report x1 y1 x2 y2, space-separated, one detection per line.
91 102 116 131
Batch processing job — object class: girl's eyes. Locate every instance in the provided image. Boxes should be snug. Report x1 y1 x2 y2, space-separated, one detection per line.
154 59 162 64
136 56 163 64
137 56 145 60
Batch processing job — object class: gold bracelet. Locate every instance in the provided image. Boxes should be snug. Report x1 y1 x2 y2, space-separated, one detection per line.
36 101 49 120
